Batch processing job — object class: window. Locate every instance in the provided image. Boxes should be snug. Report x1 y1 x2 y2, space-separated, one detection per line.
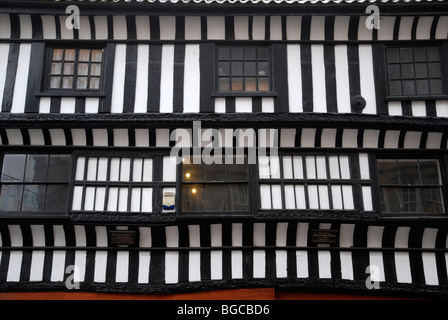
377 159 445 214
217 45 271 92
385 46 445 97
46 47 104 91
259 155 357 211
72 155 155 213
181 156 249 214
0 154 71 213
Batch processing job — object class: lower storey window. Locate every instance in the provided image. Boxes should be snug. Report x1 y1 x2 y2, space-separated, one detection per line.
0 154 70 213
377 159 445 214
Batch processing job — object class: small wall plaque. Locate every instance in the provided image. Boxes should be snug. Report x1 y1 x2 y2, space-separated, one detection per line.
162 191 175 211
108 229 139 247
311 229 339 246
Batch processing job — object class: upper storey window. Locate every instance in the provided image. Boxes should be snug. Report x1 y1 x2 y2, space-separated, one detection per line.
45 46 104 92
217 45 271 93
386 46 445 97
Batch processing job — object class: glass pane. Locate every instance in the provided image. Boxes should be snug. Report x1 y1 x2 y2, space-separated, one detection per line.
258 62 269 76
377 160 398 185
182 184 203 212
50 77 61 88
430 79 443 94
386 48 400 63
229 184 248 211
416 80 430 95
51 63 62 75
400 48 413 62
64 49 75 61
257 47 270 60
218 47 230 60
398 160 420 185
413 47 426 62
204 185 226 211
63 63 74 75
90 64 102 76
204 163 225 181
388 64 401 80
47 155 71 182
421 187 444 214
218 62 229 76
79 49 90 62
427 47 440 61
231 62 243 76
244 47 256 60
380 187 402 213
91 50 103 62
419 160 441 185
401 64 414 79
1 155 26 182
78 63 89 76
183 162 203 181
77 77 88 89
45 185 68 211
258 78 270 91
231 47 243 60
428 63 441 78
244 62 256 76
227 164 247 181
245 77 257 91
402 80 416 95
22 184 46 211
62 77 73 89
414 63 428 78
89 77 100 90
389 80 402 95
24 155 48 182
0 185 23 211
401 187 418 212
52 49 63 61
218 78 230 91
231 78 243 91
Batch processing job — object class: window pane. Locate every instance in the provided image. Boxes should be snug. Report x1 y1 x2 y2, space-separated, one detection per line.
231 78 243 91
50 76 61 88
91 50 103 62
62 77 73 89
380 187 402 213
183 163 203 181
402 80 416 95
79 49 90 62
77 77 88 89
52 49 63 61
47 155 71 182
228 184 248 211
427 47 440 61
64 49 75 61
227 163 247 181
389 80 402 95
245 77 257 91
91 64 102 76
204 185 226 211
204 163 225 181
89 77 100 90
22 184 46 211
401 187 418 212
428 63 441 78
398 160 420 185
244 62 256 76
0 185 23 211
182 184 203 211
377 160 398 184
45 185 68 211
257 47 270 60
231 62 243 76
218 78 230 91
218 62 229 76
24 155 48 182
416 80 429 95
401 64 414 79
400 48 413 62
413 47 426 62
258 62 269 76
218 47 230 60
387 48 400 63
430 79 443 94
1 155 26 182
244 47 256 60
78 63 89 76
63 63 74 75
258 78 270 91
414 63 428 78
419 160 441 185
421 187 444 214
231 47 243 60
51 63 62 75
388 64 401 79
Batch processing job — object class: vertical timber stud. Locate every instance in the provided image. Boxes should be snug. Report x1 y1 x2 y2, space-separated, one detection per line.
272 44 289 113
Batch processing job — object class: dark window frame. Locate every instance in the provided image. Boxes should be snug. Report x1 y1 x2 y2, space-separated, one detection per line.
375 154 448 217
0 151 72 217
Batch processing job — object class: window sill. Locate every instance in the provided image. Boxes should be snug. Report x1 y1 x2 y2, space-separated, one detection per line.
211 91 278 98
36 91 106 98
385 95 448 101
